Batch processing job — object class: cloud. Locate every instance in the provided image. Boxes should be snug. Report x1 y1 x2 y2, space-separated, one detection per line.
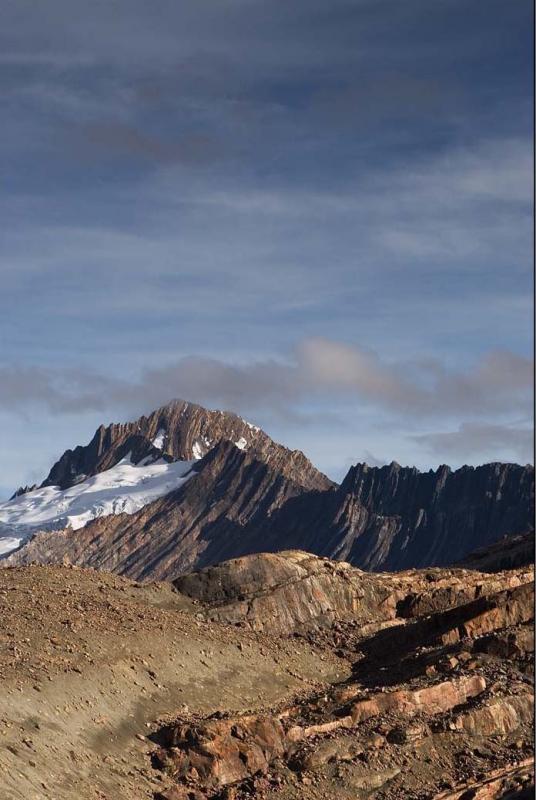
1 339 530 474
0 365 130 415
0 338 531 424
1 135 531 337
360 450 387 469
413 422 533 465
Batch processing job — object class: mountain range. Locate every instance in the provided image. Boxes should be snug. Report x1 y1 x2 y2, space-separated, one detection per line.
1 399 533 580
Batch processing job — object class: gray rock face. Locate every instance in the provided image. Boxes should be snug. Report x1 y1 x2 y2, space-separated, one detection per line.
251 460 534 570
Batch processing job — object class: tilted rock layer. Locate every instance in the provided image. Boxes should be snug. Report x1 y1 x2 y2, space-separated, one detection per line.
458 531 534 573
173 550 533 634
40 399 333 493
249 460 534 570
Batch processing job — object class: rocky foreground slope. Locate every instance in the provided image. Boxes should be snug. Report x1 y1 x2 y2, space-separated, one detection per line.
0 552 533 800
3 400 534 578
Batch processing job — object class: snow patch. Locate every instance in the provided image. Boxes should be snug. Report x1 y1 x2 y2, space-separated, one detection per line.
192 441 204 460
241 418 260 433
0 529 24 556
235 437 248 450
192 436 214 460
152 429 166 450
0 455 196 558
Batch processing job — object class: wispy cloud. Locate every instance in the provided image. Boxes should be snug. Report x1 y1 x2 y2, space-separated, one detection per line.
0 365 130 415
413 421 533 465
1 338 531 474
0 338 531 422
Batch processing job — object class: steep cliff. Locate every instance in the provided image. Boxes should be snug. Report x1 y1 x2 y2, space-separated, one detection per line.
6 449 533 579
5 442 324 579
458 531 534 573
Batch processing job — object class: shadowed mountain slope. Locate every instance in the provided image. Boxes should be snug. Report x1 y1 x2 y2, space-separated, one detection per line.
5 442 325 579
458 531 534 573
245 460 534 571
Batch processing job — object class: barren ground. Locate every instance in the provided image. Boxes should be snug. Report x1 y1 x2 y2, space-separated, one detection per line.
0 565 346 800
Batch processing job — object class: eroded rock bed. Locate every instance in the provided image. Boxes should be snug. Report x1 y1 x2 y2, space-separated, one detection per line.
0 551 533 800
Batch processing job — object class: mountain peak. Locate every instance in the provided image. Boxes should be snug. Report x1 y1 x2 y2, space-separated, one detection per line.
39 400 333 494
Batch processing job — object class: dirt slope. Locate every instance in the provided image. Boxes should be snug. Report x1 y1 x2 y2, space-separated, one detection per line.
0 565 345 800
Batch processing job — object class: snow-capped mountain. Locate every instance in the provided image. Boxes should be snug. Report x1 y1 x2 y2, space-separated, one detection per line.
38 398 328 492
0 400 332 558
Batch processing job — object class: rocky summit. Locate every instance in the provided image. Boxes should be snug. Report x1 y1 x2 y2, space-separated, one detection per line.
0 551 533 800
39 399 334 494
1 400 533 579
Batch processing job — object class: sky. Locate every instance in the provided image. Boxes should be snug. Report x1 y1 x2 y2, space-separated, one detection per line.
0 0 533 495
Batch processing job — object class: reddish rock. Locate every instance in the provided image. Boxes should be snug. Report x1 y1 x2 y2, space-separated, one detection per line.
351 676 486 724
431 758 535 799
158 714 287 788
453 694 534 737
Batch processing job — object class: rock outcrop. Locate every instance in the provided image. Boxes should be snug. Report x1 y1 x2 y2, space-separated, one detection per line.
153 674 489 795
174 550 533 634
358 581 535 665
452 694 534 737
0 550 533 800
458 531 534 572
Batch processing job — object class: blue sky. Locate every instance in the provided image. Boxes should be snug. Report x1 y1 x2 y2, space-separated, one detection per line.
0 0 533 494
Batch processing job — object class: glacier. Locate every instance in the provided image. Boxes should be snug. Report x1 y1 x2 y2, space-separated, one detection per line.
0 455 196 557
